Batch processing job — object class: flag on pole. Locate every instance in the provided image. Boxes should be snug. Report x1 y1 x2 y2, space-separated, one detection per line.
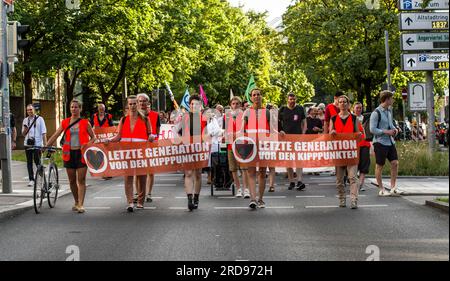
199 85 208 107
244 75 256 105
230 89 234 101
180 88 191 111
165 82 180 110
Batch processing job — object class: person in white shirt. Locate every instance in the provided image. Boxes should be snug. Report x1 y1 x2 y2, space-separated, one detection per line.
22 104 47 186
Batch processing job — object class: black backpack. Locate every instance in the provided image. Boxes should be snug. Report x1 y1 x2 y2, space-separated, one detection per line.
363 109 381 141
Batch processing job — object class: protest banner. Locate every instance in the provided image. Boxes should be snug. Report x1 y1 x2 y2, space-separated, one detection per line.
82 138 211 177
232 133 360 168
94 127 118 143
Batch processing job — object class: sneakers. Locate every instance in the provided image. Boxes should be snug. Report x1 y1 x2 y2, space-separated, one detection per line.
296 181 306 191
27 180 34 187
236 189 243 198
360 186 366 192
249 200 257 209
136 204 144 209
243 189 250 199
378 189 391 197
72 205 79 212
133 193 138 204
268 186 275 192
351 200 358 209
126 204 134 212
257 200 266 208
391 188 404 196
77 206 85 213
339 197 346 208
146 194 153 203
288 182 295 190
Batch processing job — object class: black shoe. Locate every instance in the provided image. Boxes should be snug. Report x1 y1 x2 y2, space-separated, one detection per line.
296 181 306 191
187 195 194 211
249 200 257 209
193 194 199 209
288 182 295 190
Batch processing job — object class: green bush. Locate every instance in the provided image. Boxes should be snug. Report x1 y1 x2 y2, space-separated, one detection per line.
368 142 449 176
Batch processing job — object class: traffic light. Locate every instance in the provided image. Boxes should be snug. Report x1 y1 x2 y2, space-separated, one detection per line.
6 21 30 57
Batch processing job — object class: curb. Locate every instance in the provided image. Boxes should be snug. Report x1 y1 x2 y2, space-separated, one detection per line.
0 189 72 221
425 200 449 213
370 182 449 196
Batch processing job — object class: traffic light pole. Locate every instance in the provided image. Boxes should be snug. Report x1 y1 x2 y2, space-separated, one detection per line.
0 2 12 193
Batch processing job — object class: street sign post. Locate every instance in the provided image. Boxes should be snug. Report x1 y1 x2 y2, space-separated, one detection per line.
399 12 449 30
401 52 449 71
398 0 450 10
401 32 449 50
408 82 427 111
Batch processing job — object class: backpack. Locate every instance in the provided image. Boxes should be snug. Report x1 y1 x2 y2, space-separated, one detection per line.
363 109 381 141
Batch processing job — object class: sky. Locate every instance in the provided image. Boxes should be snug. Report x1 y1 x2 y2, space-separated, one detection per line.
227 0 293 24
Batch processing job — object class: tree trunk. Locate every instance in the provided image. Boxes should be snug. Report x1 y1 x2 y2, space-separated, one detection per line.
63 69 84 117
364 81 373 111
23 48 33 108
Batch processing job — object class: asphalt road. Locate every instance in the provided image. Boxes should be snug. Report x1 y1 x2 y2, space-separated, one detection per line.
0 173 448 261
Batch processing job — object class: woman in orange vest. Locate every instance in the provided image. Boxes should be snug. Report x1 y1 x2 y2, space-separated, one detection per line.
329 95 362 209
109 95 154 212
241 88 274 210
174 95 207 211
47 99 96 214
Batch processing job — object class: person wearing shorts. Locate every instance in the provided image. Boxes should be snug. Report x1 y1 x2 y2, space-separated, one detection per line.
47 99 96 213
225 96 249 198
370 91 402 197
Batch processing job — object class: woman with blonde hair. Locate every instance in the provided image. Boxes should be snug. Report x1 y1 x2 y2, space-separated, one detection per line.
47 99 96 213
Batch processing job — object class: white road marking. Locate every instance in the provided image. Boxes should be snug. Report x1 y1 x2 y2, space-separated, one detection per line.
153 184 177 187
214 207 248 210
94 197 122 199
265 206 294 209
359 205 389 208
296 195 326 198
84 207 111 210
169 207 187 210
142 207 157 210
334 195 367 197
305 206 339 209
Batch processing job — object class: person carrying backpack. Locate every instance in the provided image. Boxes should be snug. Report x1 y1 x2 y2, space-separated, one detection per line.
370 91 403 197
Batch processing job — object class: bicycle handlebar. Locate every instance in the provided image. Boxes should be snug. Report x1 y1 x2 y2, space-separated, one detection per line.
24 145 61 152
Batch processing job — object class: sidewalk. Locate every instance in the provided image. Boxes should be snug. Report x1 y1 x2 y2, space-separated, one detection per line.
0 161 71 220
369 177 449 196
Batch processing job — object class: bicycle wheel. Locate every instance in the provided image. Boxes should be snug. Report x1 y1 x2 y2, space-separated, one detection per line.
33 166 46 214
47 163 59 208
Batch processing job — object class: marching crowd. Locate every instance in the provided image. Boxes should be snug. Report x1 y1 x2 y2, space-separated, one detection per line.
17 89 403 213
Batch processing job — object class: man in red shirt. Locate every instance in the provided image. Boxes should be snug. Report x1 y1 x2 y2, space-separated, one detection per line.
324 91 344 134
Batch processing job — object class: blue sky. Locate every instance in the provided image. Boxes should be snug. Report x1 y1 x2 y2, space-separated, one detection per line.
227 0 294 22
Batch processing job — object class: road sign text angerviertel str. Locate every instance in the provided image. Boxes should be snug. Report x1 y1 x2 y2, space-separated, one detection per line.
401 32 449 50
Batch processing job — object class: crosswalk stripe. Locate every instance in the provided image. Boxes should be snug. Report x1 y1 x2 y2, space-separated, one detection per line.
94 197 121 199
296 195 326 198
84 207 111 210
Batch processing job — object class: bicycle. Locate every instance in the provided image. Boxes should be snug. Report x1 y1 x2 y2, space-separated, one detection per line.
26 146 61 214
